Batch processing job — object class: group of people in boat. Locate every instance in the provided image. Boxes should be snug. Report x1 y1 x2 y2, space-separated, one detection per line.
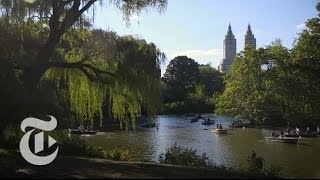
216 123 223 130
232 120 242 125
231 119 246 128
204 117 212 124
271 130 285 138
272 126 315 138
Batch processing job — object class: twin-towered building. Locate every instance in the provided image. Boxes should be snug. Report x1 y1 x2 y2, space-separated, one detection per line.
218 23 256 73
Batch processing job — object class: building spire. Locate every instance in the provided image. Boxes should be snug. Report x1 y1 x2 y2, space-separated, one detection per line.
246 23 252 35
245 22 256 49
227 23 233 36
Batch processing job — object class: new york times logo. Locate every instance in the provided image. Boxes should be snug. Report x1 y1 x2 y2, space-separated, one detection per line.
19 115 59 165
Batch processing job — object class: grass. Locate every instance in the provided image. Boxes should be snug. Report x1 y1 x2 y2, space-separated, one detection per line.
0 132 283 179
0 148 278 179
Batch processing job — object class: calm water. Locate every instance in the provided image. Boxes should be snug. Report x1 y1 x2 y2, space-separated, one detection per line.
83 115 320 178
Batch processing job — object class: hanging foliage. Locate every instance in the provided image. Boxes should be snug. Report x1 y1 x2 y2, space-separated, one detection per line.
43 28 165 129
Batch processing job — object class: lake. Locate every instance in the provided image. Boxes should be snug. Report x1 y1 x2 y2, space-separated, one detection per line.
82 115 320 178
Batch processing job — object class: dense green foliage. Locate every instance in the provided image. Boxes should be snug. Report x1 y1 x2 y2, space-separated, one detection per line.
162 56 200 103
247 151 284 177
161 56 223 114
159 143 213 168
159 144 282 178
0 0 168 140
216 3 320 128
58 134 133 161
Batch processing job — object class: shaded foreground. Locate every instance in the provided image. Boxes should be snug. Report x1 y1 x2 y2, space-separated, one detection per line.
0 150 272 179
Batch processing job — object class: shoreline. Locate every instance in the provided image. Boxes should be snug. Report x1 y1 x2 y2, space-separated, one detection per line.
0 149 269 179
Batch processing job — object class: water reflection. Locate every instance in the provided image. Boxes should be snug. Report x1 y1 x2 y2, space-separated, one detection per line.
83 115 320 178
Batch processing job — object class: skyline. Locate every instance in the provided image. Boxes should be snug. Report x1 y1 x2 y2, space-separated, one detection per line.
93 0 319 73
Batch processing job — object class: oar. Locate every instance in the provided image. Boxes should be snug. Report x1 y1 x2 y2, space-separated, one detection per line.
296 130 302 138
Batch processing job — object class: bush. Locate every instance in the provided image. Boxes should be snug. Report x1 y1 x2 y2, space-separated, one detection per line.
247 151 265 174
159 143 213 168
57 133 105 158
247 151 284 178
105 146 132 161
56 132 132 161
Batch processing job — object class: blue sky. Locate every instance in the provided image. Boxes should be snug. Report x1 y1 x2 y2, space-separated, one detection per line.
93 0 319 73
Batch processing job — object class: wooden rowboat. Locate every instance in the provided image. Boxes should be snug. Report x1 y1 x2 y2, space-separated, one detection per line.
284 132 318 138
202 121 215 126
68 128 97 135
265 136 298 144
212 128 228 134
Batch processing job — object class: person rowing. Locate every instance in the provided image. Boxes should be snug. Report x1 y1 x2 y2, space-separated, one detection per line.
279 130 285 138
291 128 301 138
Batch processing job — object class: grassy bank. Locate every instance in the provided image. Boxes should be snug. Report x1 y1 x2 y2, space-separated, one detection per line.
0 131 284 179
0 149 278 179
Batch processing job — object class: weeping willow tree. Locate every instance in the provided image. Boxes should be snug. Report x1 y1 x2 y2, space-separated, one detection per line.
43 28 165 130
0 0 167 90
0 0 167 131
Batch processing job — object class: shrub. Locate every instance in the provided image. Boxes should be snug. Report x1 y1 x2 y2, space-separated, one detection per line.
57 134 105 158
159 143 213 168
105 146 133 161
247 150 284 178
56 132 132 161
247 150 265 174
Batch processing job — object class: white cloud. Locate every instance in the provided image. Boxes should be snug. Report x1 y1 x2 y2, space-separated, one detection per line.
171 49 222 59
296 22 306 30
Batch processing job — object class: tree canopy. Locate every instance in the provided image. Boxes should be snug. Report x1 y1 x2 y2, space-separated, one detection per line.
161 56 223 114
0 0 168 135
162 56 200 103
215 2 320 127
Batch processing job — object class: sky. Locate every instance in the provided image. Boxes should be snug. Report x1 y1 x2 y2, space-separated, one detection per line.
92 0 319 74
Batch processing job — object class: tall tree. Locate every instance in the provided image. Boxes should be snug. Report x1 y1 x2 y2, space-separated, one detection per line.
290 2 320 127
0 0 168 131
42 28 165 129
216 3 320 127
0 0 167 89
198 64 223 101
215 46 267 124
162 56 199 103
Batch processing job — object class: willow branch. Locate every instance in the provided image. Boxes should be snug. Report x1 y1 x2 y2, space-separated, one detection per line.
79 0 98 14
48 61 116 82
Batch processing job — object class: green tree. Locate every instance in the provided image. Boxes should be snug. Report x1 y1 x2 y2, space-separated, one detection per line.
289 3 320 127
162 56 199 103
0 0 168 132
215 46 268 124
0 0 168 89
198 64 223 101
215 3 320 128
263 41 298 126
43 28 165 129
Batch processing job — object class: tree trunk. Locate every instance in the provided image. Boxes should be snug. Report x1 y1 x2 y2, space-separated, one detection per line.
23 34 61 91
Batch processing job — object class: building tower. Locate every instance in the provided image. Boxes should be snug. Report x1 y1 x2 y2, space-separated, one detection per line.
244 23 256 49
218 23 236 73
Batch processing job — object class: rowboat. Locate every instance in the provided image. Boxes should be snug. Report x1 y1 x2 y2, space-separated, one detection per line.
284 132 318 138
68 128 97 135
202 121 215 126
265 136 298 144
190 118 199 123
211 128 228 134
185 113 196 117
